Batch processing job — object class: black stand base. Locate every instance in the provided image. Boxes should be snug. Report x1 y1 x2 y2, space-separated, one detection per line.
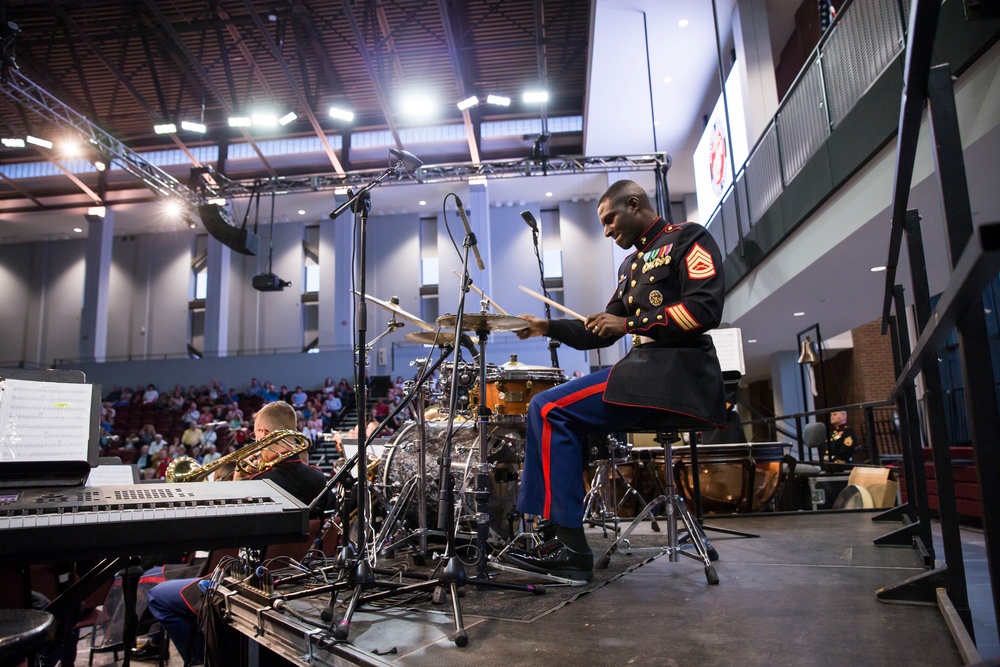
872 503 911 523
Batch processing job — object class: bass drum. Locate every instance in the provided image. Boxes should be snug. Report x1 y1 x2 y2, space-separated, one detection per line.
379 419 523 544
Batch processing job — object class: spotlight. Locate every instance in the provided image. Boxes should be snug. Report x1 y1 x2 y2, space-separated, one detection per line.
523 90 549 104
154 123 177 134
93 160 107 172
206 197 227 206
486 94 510 107
401 94 435 119
278 112 297 126
26 135 53 149
328 107 354 122
59 138 83 158
228 116 252 127
457 96 479 111
181 121 206 133
251 113 277 127
163 200 184 218
2 138 26 148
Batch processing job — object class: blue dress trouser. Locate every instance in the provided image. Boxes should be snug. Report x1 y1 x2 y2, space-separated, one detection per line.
516 367 654 528
147 577 203 665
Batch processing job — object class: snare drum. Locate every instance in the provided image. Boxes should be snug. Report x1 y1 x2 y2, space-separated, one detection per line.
484 358 566 418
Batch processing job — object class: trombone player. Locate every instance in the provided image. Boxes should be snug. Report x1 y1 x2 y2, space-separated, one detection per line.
138 402 336 664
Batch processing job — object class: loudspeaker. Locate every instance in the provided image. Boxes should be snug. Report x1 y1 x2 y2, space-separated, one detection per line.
198 204 260 256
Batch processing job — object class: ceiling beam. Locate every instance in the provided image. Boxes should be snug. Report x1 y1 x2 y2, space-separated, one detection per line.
139 0 278 179
437 0 480 164
238 1 345 175
340 0 403 149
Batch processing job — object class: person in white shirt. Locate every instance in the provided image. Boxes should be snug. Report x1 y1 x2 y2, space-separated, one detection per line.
142 384 160 405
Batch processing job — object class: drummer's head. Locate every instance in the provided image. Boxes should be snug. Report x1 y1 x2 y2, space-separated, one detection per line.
597 180 658 250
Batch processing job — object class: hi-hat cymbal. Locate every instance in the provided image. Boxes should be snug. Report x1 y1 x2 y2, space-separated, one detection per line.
436 313 529 333
354 291 434 331
405 331 479 346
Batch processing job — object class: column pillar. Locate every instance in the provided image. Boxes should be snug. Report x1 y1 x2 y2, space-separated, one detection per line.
732 0 780 144
203 235 231 357
79 207 114 362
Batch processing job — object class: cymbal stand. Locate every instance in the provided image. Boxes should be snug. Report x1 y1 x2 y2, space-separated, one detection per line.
372 347 454 559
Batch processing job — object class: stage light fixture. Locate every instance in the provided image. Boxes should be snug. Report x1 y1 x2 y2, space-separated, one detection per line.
486 95 510 106
26 135 53 149
278 112 297 126
251 113 277 127
87 206 106 219
181 121 206 133
154 123 177 134
206 197 227 206
523 90 549 104
401 94 435 119
457 96 479 111
2 138 25 147
228 116 252 127
93 160 107 172
328 107 354 122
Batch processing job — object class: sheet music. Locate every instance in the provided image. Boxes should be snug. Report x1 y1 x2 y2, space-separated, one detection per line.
707 328 746 375
0 378 94 462
87 464 138 486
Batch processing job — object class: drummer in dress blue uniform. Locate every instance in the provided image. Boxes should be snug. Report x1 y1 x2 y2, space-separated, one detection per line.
508 179 727 580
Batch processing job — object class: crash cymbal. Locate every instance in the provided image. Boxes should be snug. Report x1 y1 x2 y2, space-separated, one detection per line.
436 313 529 333
354 291 434 331
405 331 479 346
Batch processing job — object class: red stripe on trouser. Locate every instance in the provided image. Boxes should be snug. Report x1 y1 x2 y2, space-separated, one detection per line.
539 381 607 517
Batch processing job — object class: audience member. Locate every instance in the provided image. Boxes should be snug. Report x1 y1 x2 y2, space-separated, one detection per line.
142 384 160 405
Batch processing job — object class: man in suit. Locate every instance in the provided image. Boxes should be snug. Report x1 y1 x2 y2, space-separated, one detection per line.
509 179 727 580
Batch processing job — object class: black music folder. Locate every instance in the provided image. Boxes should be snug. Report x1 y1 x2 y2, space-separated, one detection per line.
0 367 101 488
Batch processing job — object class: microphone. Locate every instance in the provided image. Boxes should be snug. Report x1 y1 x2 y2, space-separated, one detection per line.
389 148 424 169
454 196 486 271
520 210 539 232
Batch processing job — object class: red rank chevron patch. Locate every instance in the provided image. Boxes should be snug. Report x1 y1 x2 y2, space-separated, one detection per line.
685 243 716 280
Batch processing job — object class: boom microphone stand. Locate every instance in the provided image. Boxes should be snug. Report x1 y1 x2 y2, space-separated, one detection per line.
520 210 559 368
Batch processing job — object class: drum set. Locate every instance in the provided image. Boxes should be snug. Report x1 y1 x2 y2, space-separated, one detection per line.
356 292 570 571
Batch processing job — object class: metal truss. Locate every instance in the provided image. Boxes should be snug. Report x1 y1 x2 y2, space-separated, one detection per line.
0 66 194 202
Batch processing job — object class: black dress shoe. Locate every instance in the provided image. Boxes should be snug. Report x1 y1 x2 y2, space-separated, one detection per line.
505 543 594 581
131 642 165 662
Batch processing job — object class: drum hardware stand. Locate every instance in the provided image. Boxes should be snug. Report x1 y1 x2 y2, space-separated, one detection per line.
596 431 720 585
522 210 561 369
584 435 658 538
683 437 759 540
371 348 455 560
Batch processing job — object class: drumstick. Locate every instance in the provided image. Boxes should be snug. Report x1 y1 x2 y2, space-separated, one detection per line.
518 285 587 322
451 270 510 315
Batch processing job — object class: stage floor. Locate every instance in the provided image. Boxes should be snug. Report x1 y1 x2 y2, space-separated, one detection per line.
89 511 978 666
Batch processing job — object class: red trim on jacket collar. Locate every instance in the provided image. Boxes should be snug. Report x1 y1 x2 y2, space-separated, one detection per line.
635 216 669 252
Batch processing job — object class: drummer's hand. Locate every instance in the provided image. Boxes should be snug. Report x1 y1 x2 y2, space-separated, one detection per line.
585 312 626 338
515 314 549 339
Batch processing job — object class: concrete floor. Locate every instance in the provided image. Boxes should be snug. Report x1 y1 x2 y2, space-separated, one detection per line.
80 510 999 667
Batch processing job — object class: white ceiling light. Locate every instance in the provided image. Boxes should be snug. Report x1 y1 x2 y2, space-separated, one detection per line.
59 138 83 158
545 192 553 197
328 107 355 122
279 112 297 126
678 19 690 28
93 160 107 171
181 121 206 133
487 94 510 106
163 200 184 218
523 90 549 104
793 311 805 317
154 123 177 134
663 76 673 83
418 200 427 206
457 95 479 111
870 265 887 272
748 339 758 343
73 227 83 233
206 198 227 206
86 206 106 218
401 94 436 119
26 135 53 149
297 209 306 215
228 116 252 127
2 138 26 148
251 113 277 127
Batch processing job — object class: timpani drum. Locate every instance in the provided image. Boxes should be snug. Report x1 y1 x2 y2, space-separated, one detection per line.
672 442 789 513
